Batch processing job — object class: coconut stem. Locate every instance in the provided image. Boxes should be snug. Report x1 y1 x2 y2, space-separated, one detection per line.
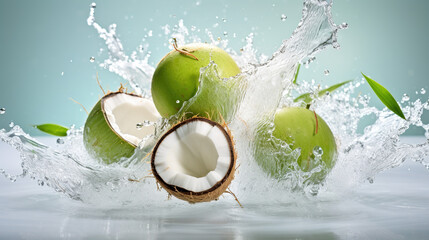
70 97 89 115
172 38 199 61
313 110 319 135
225 188 243 208
96 72 106 95
237 116 248 129
128 175 154 182
118 83 126 93
155 181 161 191
141 148 154 163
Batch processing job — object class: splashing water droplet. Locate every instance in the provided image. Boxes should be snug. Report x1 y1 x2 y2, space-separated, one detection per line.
136 120 154 130
9 122 14 128
339 22 348 29
222 18 227 23
57 138 64 144
402 94 410 102
195 1 200 6
0 108 5 114
89 56 95 62
324 69 330 75
61 72 64 76
223 31 228 37
176 100 180 104
281 14 287 21
90 2 96 8
420 88 426 94
332 41 341 49
87 4 95 26
325 91 330 96
313 146 323 157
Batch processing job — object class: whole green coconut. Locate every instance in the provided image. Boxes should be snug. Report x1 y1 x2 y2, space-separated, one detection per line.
254 107 337 183
151 43 241 119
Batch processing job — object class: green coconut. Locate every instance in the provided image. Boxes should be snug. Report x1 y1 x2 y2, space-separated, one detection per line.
151 43 241 119
254 107 337 182
83 91 160 164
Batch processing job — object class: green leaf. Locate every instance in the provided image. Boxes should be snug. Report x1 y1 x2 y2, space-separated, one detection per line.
34 124 69 137
294 80 352 104
292 63 301 85
361 73 406 120
293 92 312 104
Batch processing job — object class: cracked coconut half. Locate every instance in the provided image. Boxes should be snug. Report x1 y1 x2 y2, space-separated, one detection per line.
84 90 161 164
151 117 236 203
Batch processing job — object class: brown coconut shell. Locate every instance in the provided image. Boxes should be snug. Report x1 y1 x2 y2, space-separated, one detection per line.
151 117 236 203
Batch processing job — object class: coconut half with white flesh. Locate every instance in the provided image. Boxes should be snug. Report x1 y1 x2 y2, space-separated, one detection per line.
151 117 236 203
84 91 161 164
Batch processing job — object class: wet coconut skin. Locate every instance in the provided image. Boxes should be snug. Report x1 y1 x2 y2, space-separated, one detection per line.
84 92 137 164
151 117 236 203
84 91 159 164
151 43 241 119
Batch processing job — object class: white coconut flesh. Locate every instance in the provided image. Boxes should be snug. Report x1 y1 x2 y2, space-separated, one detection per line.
103 93 160 146
153 120 232 193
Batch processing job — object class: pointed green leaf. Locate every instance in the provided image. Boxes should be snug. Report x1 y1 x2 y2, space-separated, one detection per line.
292 63 301 85
34 124 69 137
293 92 312 104
319 80 352 97
294 80 352 104
361 73 406 120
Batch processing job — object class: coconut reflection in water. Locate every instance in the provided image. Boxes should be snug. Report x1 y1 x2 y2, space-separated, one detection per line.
0 0 429 206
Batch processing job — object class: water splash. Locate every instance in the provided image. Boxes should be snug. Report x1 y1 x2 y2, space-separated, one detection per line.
238 0 340 127
0 0 428 206
87 4 154 96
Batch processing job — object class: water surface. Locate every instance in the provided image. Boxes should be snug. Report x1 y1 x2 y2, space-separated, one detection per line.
0 137 428 239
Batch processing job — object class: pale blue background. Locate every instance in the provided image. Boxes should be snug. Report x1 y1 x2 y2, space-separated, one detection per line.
0 0 428 135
